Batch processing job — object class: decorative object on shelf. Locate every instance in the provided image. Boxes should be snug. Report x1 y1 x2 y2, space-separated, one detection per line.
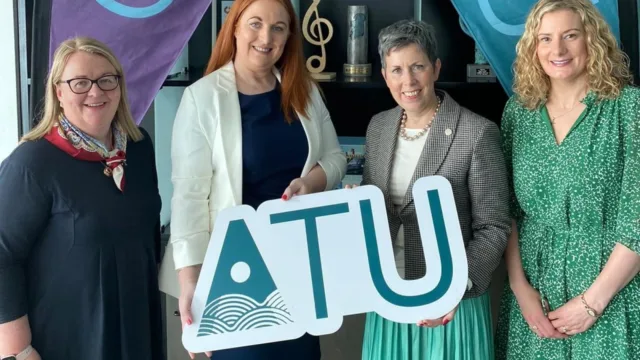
466 65 497 83
466 51 497 83
342 75 370 83
343 5 371 78
458 17 496 83
474 44 488 65
343 63 371 77
302 0 336 80
467 43 496 82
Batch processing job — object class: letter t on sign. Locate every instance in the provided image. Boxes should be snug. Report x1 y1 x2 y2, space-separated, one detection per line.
270 203 350 319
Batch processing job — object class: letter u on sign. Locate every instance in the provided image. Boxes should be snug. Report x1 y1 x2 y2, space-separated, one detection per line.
182 175 468 352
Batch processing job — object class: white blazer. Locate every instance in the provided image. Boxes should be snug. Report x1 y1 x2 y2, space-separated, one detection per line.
159 61 347 297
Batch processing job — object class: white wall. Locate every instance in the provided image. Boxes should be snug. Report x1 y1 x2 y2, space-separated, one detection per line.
0 1 20 162
154 86 185 226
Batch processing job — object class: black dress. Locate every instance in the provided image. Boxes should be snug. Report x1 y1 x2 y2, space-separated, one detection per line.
211 85 321 359
0 129 163 360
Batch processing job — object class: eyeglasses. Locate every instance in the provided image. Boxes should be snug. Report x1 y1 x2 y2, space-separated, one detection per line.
59 75 121 94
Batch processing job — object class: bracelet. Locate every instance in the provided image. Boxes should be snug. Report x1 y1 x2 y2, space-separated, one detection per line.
580 293 600 318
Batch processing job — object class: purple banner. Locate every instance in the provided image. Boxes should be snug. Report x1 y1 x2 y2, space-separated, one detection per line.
50 0 212 124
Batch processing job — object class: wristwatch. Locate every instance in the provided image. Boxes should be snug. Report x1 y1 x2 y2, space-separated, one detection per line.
0 345 33 360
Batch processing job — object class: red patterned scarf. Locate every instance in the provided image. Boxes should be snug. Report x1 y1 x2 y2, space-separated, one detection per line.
45 116 128 192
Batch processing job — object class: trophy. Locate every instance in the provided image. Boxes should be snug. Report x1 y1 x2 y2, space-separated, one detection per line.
302 0 336 80
466 43 496 83
457 17 496 83
343 5 371 80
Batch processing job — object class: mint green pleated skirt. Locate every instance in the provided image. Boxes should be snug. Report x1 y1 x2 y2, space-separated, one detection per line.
361 293 494 360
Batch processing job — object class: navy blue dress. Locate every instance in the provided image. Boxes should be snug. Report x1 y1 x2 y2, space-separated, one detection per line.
212 85 321 359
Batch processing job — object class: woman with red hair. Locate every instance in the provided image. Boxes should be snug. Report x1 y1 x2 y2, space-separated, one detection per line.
159 0 346 358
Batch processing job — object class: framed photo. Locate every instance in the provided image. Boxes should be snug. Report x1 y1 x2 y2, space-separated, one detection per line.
221 1 234 24
337 136 366 189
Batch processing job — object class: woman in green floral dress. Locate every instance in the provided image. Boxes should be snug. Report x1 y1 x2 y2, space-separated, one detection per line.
495 0 640 359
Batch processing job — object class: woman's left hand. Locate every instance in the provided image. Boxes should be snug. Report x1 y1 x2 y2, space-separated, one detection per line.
548 295 599 336
418 305 458 327
282 177 314 200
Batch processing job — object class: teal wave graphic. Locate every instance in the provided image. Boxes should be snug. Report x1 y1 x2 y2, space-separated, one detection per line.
197 290 293 336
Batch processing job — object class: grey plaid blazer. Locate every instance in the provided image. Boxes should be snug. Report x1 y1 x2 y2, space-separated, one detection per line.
362 90 511 298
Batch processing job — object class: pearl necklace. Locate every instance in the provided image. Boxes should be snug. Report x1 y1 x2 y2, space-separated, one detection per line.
399 97 441 141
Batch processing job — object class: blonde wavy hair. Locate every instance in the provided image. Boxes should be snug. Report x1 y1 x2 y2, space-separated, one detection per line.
22 36 142 142
513 0 632 109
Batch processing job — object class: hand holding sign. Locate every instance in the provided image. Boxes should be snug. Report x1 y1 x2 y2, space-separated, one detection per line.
182 176 468 353
282 177 314 200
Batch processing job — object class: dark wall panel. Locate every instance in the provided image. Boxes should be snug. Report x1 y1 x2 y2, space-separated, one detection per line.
188 4 213 80
618 0 639 84
421 0 476 82
29 0 51 127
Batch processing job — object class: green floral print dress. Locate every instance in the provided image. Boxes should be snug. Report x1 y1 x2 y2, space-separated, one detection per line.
495 85 640 360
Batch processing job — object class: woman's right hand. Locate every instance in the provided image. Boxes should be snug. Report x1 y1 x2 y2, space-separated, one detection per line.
512 281 567 339
178 265 213 359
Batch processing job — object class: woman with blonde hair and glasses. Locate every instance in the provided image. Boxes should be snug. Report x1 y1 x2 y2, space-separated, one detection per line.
0 37 163 360
495 0 640 359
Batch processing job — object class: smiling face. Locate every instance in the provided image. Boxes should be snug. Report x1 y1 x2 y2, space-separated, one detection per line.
382 43 441 115
536 9 588 84
234 0 290 72
56 51 120 140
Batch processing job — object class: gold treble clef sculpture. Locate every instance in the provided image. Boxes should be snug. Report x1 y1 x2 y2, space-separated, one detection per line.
302 0 336 80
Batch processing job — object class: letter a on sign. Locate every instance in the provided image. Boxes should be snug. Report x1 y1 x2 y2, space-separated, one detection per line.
182 176 468 352
197 220 295 336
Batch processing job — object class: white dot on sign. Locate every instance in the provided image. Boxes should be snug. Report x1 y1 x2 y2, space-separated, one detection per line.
231 262 251 283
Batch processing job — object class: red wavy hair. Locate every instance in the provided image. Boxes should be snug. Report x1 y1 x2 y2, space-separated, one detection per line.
205 0 313 123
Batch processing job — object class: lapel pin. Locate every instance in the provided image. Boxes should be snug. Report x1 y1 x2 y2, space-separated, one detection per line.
445 129 452 136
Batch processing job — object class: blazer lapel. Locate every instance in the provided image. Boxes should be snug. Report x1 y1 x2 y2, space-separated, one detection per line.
399 91 460 214
216 62 243 205
377 106 403 216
